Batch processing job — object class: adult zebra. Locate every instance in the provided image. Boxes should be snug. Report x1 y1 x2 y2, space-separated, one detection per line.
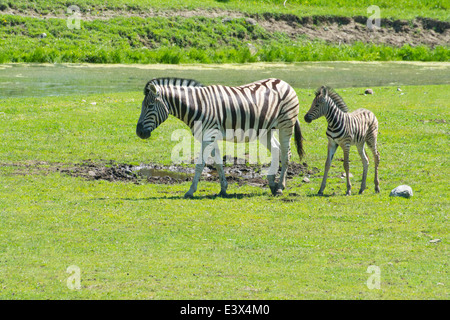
304 86 380 196
136 77 304 198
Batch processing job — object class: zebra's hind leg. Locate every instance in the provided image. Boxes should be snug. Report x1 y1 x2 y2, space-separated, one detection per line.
357 142 369 194
260 130 280 195
342 143 352 196
276 127 294 195
367 138 380 193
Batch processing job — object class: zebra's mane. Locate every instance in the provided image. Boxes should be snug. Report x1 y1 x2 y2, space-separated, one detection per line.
315 86 349 113
144 77 204 95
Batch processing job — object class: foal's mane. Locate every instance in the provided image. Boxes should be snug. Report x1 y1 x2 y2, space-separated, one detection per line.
315 86 349 113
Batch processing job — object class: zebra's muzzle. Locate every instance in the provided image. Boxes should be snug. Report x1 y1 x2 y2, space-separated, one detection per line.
136 122 151 139
304 114 313 123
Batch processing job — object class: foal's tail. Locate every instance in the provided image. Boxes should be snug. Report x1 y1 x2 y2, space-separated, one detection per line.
294 118 305 161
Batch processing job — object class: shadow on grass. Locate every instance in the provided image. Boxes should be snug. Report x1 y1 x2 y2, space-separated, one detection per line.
93 192 268 201
306 193 336 198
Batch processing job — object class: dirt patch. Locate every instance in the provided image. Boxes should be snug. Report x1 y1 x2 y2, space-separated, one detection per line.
3 159 318 186
3 7 449 48
254 13 449 48
60 159 318 186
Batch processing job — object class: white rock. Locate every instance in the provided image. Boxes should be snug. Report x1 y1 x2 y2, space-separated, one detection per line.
341 172 353 178
302 177 310 183
390 185 413 198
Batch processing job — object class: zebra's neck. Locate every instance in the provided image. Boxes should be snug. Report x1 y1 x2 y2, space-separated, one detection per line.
161 85 199 127
325 96 348 128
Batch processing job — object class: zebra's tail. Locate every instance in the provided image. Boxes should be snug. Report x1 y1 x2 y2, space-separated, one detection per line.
294 118 305 161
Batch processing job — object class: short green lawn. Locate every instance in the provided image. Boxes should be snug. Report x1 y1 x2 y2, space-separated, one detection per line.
0 84 448 299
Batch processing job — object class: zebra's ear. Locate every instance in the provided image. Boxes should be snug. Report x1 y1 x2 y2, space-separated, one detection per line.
149 84 159 96
320 86 328 98
144 83 159 97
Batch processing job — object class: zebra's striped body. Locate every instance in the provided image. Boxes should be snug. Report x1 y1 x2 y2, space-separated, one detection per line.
137 77 304 198
304 86 380 195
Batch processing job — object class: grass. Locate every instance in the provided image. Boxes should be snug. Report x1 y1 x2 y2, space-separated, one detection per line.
0 84 448 299
0 14 449 64
2 0 448 21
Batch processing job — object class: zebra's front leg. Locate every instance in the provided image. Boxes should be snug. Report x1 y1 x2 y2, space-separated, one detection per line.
318 140 338 196
184 140 210 199
184 162 205 199
342 144 352 196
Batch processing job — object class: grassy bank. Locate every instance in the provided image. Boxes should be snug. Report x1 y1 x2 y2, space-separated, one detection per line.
2 0 448 21
0 14 448 64
0 84 448 299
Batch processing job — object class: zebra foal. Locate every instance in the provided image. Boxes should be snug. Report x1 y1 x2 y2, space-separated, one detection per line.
304 86 380 196
136 77 304 198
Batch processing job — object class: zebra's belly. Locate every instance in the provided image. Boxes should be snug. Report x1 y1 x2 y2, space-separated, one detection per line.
220 127 272 143
196 125 276 143
326 128 368 146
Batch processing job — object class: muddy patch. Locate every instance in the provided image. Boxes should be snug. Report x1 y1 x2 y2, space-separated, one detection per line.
2 159 319 186
59 159 318 186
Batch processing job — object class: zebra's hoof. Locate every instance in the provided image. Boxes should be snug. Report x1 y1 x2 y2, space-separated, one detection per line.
184 192 194 199
345 191 351 196
375 187 380 193
358 189 365 195
218 191 228 198
317 191 324 196
269 186 277 195
274 189 283 196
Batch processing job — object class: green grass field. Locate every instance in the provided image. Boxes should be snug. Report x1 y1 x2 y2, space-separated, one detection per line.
0 84 448 299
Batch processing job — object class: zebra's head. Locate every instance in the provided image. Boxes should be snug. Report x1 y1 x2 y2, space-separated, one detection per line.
304 86 328 123
136 82 169 139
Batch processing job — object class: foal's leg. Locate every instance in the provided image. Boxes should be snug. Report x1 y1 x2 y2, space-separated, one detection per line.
367 139 380 193
341 143 352 196
318 139 338 196
357 142 369 194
